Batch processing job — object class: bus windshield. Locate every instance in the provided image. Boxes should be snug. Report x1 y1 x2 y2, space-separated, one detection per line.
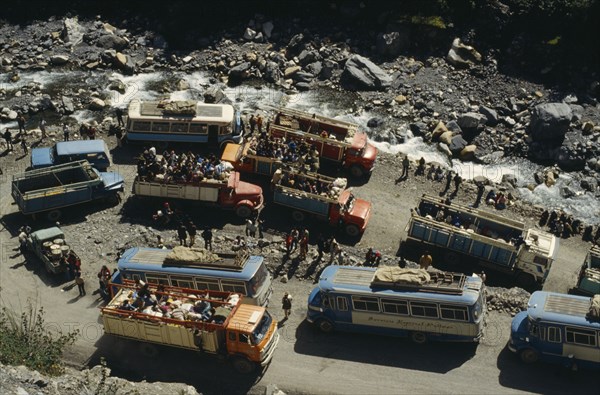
249 263 268 296
252 311 273 345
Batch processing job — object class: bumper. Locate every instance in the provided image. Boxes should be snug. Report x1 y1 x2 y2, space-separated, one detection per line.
260 331 280 367
507 336 517 353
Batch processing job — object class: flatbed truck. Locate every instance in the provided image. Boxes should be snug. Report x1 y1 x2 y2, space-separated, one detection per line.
26 226 79 274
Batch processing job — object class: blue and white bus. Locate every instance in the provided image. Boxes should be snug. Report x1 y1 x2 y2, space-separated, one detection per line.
126 99 243 148
111 247 272 306
509 291 600 370
306 266 486 343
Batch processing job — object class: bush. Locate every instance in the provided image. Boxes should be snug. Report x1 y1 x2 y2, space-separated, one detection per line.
0 301 79 376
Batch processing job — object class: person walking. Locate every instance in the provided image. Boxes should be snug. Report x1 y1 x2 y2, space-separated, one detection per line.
443 171 453 194
75 270 86 296
17 114 26 135
20 136 28 154
245 219 257 238
177 223 188 246
290 227 299 253
62 123 70 141
39 118 47 139
249 115 256 134
3 128 13 150
281 292 292 321
97 265 111 291
419 251 433 270
401 155 409 179
474 183 485 207
202 228 213 250
187 221 197 247
329 238 341 264
299 232 309 260
416 157 426 176
453 174 462 194
115 107 125 127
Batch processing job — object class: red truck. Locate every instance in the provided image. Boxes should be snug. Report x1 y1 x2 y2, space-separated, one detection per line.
269 107 378 178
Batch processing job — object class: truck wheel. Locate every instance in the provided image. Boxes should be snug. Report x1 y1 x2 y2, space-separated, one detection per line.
291 211 305 222
349 164 365 178
317 319 334 333
516 272 536 288
345 224 360 237
46 210 62 222
235 205 253 218
519 348 539 364
232 356 255 374
411 332 427 344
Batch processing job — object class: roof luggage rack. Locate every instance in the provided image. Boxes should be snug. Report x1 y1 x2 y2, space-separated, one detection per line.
370 267 466 295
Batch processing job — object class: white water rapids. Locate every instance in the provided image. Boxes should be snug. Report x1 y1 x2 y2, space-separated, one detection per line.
3 69 599 224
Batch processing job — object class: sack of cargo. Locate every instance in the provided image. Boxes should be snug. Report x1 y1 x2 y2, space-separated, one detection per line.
372 267 431 286
588 295 600 320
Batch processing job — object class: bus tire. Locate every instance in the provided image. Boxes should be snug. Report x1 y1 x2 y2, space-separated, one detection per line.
519 348 539 364
345 224 360 237
444 251 459 266
235 204 253 218
232 356 255 374
349 164 365 178
411 332 427 344
317 319 334 333
139 343 159 358
516 272 536 288
46 209 62 222
291 210 305 222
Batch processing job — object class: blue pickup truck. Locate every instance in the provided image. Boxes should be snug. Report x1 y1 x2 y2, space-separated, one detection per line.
30 140 112 171
12 160 124 221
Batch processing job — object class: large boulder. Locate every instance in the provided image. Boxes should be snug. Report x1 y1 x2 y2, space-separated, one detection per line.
447 38 481 68
458 112 487 130
96 33 128 50
449 134 468 154
529 103 572 142
341 55 392 91
61 17 85 46
228 62 252 81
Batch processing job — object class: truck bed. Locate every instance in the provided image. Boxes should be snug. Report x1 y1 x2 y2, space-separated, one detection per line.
273 187 331 217
15 165 95 193
133 179 225 202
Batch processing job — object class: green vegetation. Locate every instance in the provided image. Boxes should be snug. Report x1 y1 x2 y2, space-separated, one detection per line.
0 300 78 376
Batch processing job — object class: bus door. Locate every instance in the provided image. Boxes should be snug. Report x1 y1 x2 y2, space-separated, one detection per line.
208 125 219 146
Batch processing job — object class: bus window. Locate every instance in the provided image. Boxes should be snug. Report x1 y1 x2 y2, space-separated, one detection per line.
221 280 246 294
219 126 231 135
440 305 469 321
190 124 207 134
249 264 268 293
152 122 170 132
547 326 561 343
146 274 170 286
171 123 189 133
171 276 194 289
566 327 597 346
195 278 220 291
410 302 439 318
132 121 151 131
337 297 348 311
381 299 409 315
352 296 380 312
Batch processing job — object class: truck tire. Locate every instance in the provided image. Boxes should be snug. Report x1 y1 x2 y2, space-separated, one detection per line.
516 272 536 288
46 210 62 222
411 332 427 344
291 210 305 222
232 356 255 374
519 348 539 364
345 224 360 237
235 205 253 218
349 164 365 178
317 319 334 333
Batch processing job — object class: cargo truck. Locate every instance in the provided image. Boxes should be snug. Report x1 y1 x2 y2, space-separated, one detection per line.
11 160 124 221
272 168 372 236
132 171 263 218
100 283 279 373
268 107 378 178
404 194 559 287
571 246 600 296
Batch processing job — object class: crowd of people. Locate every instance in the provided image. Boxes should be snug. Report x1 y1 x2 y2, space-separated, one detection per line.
539 209 594 240
136 148 233 184
246 133 321 172
275 169 346 199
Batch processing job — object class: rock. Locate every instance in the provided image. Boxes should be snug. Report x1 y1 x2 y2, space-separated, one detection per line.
265 383 287 395
264 61 282 83
409 122 428 137
445 120 462 134
560 186 576 198
284 65 301 78
61 17 85 45
376 31 408 57
447 38 482 68
243 28 257 41
115 52 127 67
306 61 322 77
582 121 595 135
394 95 408 105
108 80 126 94
457 112 487 130
432 121 448 140
459 145 477 160
61 96 75 114
280 274 288 283
529 103 572 142
449 134 468 154
367 117 385 128
228 62 252 81
297 50 318 66
244 52 257 63
501 174 518 188
96 33 128 50
177 79 190 91
89 98 106 111
580 177 598 192
341 54 391 91
254 32 264 43
286 33 305 57
439 131 453 145
50 54 69 65
479 105 499 126
203 86 227 104
555 145 586 171
292 71 314 83
262 21 274 39
437 142 452 157
295 82 311 91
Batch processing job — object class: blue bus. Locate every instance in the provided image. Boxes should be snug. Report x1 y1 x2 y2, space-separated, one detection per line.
126 99 243 148
307 266 486 343
112 247 272 306
509 291 600 370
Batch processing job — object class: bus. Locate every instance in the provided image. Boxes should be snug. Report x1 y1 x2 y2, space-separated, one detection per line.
509 291 600 370
306 265 486 343
111 247 272 307
126 99 244 148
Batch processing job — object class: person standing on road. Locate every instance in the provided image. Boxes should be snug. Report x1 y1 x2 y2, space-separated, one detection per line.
316 234 326 262
17 114 26 135
282 292 292 321
39 118 47 139
474 182 485 207
329 238 341 264
453 174 462 194
3 128 13 150
419 251 433 270
177 223 188 246
63 123 70 141
115 107 125 127
187 221 197 247
443 171 453 194
401 155 409 179
202 228 213 250
75 270 86 296
20 136 28 154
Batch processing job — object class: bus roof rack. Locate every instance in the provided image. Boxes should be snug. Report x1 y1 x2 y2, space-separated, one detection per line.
371 267 466 295
129 247 249 271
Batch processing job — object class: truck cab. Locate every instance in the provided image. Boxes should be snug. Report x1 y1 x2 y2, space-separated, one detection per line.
329 190 372 237
574 246 600 296
344 133 378 178
222 172 264 217
31 140 112 171
514 229 559 285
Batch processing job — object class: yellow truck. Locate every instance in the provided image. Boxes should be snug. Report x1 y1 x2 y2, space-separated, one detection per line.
100 283 279 373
